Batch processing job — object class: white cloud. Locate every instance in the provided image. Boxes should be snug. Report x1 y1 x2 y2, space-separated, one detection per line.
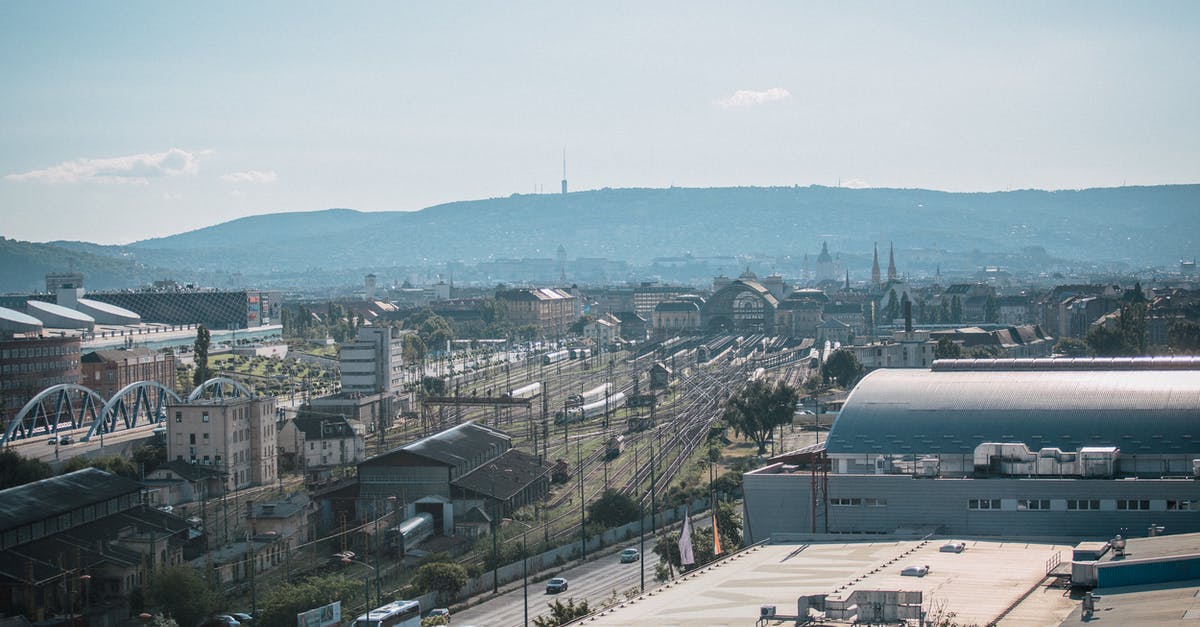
4 148 204 184
221 169 278 184
717 87 791 108
842 178 871 189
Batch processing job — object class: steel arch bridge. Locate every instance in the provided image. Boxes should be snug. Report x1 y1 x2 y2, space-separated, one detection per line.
1 377 256 447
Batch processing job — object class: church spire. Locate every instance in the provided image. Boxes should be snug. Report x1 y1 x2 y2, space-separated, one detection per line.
887 241 897 282
871 242 881 289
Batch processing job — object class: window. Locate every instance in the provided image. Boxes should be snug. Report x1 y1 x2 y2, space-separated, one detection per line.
968 499 1001 510
1017 499 1050 511
1117 500 1150 511
202 412 210 423
203 433 209 441
1167 500 1194 511
1067 499 1101 511
175 411 182 423
189 434 196 445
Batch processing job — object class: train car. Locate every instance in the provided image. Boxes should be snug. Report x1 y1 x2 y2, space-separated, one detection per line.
508 382 542 399
566 382 612 409
542 350 570 365
387 513 434 556
558 391 627 424
551 459 571 483
605 435 624 459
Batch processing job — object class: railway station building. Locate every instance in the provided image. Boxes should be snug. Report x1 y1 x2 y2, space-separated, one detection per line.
743 357 1200 542
700 275 781 334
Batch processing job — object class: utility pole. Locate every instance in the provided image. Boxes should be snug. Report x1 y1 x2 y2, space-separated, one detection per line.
578 437 586 560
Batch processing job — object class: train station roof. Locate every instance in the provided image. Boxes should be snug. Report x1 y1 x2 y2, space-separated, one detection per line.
452 448 550 501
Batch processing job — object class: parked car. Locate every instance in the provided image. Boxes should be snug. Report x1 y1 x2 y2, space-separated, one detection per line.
545 577 569 594
210 615 242 627
620 548 640 563
229 612 255 624
427 608 450 622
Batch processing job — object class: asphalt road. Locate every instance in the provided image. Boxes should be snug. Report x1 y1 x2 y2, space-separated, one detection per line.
453 543 650 627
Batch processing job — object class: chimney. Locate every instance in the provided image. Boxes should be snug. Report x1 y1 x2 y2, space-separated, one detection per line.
904 300 913 334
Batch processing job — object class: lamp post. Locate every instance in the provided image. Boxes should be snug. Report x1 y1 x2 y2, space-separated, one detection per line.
80 573 91 617
341 558 381 608
502 517 532 627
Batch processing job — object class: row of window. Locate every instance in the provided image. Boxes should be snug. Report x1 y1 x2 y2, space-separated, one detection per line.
1 360 79 374
831 497 888 507
1 493 137 550
1 375 75 390
1 345 80 359
968 498 1196 512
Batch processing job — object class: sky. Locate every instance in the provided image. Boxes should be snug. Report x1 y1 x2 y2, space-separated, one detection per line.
1 1 1198 245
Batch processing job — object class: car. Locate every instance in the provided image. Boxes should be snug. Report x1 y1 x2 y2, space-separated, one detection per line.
427 608 450 622
47 436 58 445
230 612 254 624
58 435 74 445
545 577 568 594
156 505 174 514
620 548 640 563
210 615 242 627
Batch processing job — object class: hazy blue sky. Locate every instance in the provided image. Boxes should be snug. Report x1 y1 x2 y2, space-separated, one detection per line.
2 1 1197 244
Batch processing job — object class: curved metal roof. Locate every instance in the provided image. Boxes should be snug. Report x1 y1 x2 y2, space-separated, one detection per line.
0 306 44 332
826 366 1200 456
26 300 95 329
75 297 141 325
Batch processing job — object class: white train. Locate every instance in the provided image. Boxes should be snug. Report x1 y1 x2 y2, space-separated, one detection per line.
542 350 570 365
566 382 612 409
508 382 542 399
555 391 627 424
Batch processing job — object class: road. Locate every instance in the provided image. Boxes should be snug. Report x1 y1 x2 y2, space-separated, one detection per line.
453 544 649 627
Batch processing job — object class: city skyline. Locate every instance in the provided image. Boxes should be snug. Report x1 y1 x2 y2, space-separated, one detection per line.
2 1 1199 244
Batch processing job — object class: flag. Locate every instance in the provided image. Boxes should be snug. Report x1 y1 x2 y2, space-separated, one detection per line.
678 506 695 567
712 494 723 555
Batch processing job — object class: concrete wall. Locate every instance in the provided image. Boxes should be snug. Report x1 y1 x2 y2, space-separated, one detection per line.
744 472 1200 542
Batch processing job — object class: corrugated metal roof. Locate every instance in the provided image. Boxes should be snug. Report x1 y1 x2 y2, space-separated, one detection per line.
369 421 511 469
0 468 144 533
826 366 1200 455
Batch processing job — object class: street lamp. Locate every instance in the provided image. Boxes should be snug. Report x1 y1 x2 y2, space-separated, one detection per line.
80 574 91 617
502 517 532 627
341 558 381 608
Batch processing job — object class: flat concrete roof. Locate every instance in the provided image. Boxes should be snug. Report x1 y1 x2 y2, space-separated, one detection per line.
1060 578 1200 624
582 539 1075 626
1096 530 1200 563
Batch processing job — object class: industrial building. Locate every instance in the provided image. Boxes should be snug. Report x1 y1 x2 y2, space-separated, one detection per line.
743 357 1200 542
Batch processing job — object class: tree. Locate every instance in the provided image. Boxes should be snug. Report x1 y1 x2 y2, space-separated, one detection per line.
569 314 595 335
654 526 716 572
192 325 211 386
132 443 166 476
144 566 223 627
883 288 899 322
421 376 447 396
933 338 962 359
587 489 639 528
0 449 54 489
714 500 743 551
403 333 427 364
62 454 138 478
722 379 800 455
1085 303 1148 356
1085 325 1128 356
983 295 999 323
1053 337 1089 357
531 598 591 627
950 296 963 324
413 562 468 601
1168 320 1200 352
256 573 363 627
820 349 863 389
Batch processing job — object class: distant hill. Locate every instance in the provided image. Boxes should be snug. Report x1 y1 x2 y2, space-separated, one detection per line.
4 184 1197 291
0 237 164 292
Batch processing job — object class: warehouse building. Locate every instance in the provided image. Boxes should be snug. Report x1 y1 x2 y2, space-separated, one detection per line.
743 357 1200 542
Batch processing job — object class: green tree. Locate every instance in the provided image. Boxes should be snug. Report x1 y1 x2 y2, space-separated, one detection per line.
983 295 999 323
403 333 427 364
586 489 639 528
933 338 962 359
820 349 864 389
569 314 595 335
950 296 963 324
722 379 800 455
0 449 54 489
144 565 223 627
420 616 449 627
132 443 167 476
654 525 717 572
1054 337 1089 356
883 288 899 322
256 573 363 627
192 325 211 386
531 598 591 627
421 376 447 396
62 454 138 478
1168 320 1200 352
517 325 539 341
1086 303 1148 356
412 562 468 601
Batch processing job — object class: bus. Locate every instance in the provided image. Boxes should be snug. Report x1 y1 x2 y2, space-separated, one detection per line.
352 600 420 627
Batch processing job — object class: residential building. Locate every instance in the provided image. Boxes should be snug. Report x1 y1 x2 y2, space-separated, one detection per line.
0 334 81 423
631 284 695 318
340 326 407 395
583 314 620 348
652 298 703 337
166 395 277 492
278 413 366 473
81 347 175 399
